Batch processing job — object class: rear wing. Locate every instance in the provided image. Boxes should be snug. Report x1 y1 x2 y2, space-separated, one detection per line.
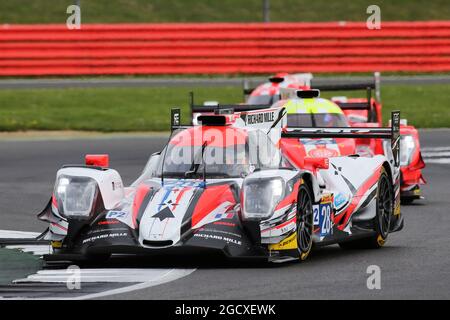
189 91 286 131
243 73 313 98
177 92 287 142
313 73 381 119
283 110 400 167
315 81 375 115
244 72 381 115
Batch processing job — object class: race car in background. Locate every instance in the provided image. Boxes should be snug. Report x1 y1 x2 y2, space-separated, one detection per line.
244 73 426 204
36 103 403 264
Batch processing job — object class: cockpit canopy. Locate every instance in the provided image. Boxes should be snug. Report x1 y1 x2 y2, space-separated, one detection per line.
155 126 285 179
274 98 350 128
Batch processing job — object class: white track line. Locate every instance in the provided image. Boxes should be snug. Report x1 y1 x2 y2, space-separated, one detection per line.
10 268 196 300
420 146 450 164
0 230 51 256
423 151 450 157
421 146 450 152
424 159 450 164
43 268 195 300
14 268 194 284
0 230 40 239
5 245 51 256
1 229 196 300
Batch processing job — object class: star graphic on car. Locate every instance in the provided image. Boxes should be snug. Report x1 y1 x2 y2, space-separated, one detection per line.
152 206 175 221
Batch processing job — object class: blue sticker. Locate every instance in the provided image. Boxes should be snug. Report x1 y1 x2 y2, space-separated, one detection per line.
334 193 347 209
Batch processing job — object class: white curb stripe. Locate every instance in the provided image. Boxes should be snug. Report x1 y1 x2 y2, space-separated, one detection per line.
0 230 40 239
421 146 450 152
5 245 52 256
423 151 450 157
1 229 196 300
14 268 194 284
424 158 450 164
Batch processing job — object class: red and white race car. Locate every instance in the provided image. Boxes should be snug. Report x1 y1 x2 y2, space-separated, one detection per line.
245 73 426 204
30 101 403 264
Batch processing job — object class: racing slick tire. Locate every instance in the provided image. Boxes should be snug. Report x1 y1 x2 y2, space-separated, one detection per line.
339 168 393 250
297 184 314 261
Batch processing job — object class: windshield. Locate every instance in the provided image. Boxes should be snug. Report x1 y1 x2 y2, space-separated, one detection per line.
247 94 280 105
155 129 284 179
157 144 252 178
287 113 349 127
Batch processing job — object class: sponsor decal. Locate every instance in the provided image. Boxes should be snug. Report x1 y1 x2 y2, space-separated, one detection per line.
214 211 234 220
308 147 338 158
198 227 242 238
82 232 128 244
268 232 297 251
105 210 128 219
111 180 123 191
213 221 236 227
193 233 242 246
86 228 128 235
300 138 336 145
333 192 348 209
313 194 334 238
51 240 62 248
246 111 275 125
321 194 333 203
98 220 120 225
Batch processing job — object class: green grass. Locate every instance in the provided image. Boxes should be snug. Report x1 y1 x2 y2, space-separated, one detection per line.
0 84 448 131
0 249 42 285
321 84 450 128
1 0 449 24
0 87 243 131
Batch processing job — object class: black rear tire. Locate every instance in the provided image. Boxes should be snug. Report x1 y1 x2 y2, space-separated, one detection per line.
339 168 393 250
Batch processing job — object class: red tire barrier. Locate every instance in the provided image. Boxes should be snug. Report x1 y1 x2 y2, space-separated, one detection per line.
1 21 449 76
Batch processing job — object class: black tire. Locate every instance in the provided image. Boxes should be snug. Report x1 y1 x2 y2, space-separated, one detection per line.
339 168 393 250
296 184 314 261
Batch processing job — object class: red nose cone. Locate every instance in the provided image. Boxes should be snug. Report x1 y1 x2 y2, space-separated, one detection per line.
85 154 109 167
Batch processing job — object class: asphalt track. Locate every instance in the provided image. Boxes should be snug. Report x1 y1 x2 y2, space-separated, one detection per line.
1 75 450 90
0 129 449 299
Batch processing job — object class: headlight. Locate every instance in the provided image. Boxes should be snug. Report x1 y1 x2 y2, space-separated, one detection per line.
242 177 284 220
400 135 416 166
55 175 98 218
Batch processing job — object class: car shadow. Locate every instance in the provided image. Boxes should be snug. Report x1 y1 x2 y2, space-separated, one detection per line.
65 243 407 270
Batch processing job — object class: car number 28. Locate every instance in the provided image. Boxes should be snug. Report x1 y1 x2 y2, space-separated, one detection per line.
313 203 333 237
